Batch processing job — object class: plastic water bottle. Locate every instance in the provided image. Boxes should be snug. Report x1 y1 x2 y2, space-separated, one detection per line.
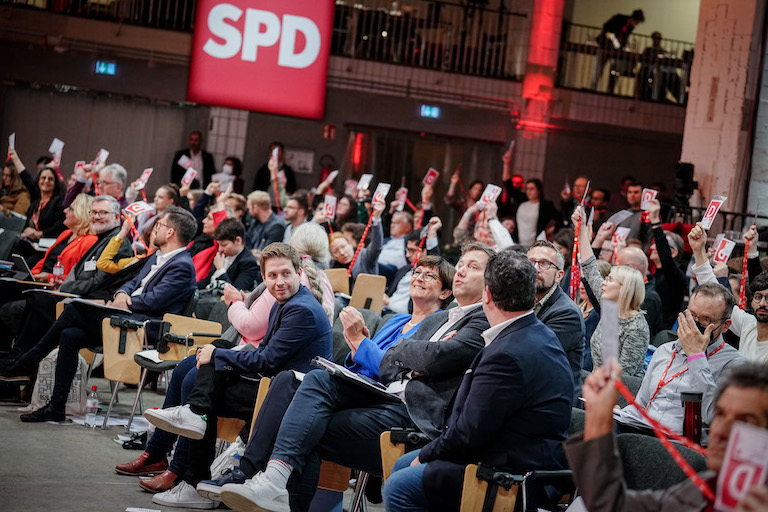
85 385 99 429
52 257 64 289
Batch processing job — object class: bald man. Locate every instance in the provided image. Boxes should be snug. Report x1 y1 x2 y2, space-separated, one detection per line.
617 246 663 335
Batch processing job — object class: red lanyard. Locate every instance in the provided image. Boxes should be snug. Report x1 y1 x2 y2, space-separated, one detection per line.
646 340 726 409
615 379 714 502
32 198 50 231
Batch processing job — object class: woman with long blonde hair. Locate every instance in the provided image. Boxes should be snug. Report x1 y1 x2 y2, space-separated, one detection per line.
573 207 650 377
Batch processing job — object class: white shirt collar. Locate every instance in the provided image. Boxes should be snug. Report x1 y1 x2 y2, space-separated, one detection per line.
481 310 534 347
448 302 481 324
156 247 186 265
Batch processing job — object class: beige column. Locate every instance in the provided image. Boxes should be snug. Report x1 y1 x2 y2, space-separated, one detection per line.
680 0 765 215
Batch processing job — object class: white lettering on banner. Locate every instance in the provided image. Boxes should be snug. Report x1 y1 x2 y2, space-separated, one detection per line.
203 4 321 69
204 4 243 59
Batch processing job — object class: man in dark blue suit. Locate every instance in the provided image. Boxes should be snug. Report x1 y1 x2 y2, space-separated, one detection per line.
144 242 332 510
2 206 199 422
383 249 574 512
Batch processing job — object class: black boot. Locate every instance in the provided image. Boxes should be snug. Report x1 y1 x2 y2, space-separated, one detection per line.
0 360 32 383
20 403 66 423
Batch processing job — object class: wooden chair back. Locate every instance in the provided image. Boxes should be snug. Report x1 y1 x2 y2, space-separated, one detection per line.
325 268 350 295
459 464 519 512
100 317 144 385
349 273 386 313
379 431 407 482
160 313 222 361
217 417 247 443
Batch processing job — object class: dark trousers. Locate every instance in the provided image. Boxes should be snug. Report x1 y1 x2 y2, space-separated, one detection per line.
183 363 260 484
18 302 125 410
243 369 412 512
0 281 30 352
10 292 61 359
145 354 198 476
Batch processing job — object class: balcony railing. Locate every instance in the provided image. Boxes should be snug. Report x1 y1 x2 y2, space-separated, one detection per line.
557 23 695 104
4 0 529 80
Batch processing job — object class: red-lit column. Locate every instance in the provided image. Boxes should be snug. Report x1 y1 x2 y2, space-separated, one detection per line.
514 0 565 180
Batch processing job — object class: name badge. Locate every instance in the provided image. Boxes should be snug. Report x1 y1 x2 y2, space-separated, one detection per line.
84 260 97 272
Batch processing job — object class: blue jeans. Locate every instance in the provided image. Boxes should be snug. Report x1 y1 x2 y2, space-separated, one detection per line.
383 450 429 512
145 354 198 475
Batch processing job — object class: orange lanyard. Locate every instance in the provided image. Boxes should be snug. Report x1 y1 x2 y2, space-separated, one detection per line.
646 340 726 409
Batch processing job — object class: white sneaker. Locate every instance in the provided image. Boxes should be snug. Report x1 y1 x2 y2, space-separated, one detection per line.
152 481 218 509
144 405 207 440
220 472 290 512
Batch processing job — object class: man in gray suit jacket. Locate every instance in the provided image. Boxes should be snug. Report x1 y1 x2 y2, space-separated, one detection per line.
528 240 585 402
566 361 768 512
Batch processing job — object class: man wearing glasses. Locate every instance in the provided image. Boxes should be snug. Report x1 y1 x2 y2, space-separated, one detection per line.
689 223 768 366
527 240 585 402
0 207 198 422
614 222 744 438
63 163 129 210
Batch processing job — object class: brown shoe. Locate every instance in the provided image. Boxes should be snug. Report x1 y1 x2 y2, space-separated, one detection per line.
139 470 180 493
115 451 168 476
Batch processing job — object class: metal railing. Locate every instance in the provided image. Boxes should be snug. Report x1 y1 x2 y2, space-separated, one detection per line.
3 0 529 80
557 23 695 104
332 1 528 79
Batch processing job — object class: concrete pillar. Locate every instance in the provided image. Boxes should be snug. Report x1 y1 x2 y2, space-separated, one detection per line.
680 0 765 215
514 0 565 180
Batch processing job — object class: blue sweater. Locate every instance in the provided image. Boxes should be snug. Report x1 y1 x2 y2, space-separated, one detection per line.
344 313 425 379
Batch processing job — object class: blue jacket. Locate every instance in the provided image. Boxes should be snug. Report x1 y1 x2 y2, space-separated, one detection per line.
116 249 197 321
214 285 332 376
344 313 423 379
420 313 573 511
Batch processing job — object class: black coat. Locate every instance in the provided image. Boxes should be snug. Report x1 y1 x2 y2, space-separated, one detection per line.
536 285 585 402
419 313 573 512
197 247 260 291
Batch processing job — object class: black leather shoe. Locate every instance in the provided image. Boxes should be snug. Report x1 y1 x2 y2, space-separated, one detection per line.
20 404 66 423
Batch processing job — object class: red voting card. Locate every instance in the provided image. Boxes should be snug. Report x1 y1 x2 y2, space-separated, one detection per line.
372 183 391 203
423 168 439 186
702 195 727 230
641 188 658 210
136 168 154 190
715 422 768 511
478 184 502 205
324 195 336 220
125 201 154 216
713 238 736 264
181 168 197 187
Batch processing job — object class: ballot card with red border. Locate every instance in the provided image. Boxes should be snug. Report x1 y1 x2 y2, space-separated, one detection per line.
125 201 153 216
324 195 337 220
135 168 154 190
423 168 439 186
701 195 728 230
372 183 391 203
477 184 502 206
641 188 659 210
713 238 736 264
181 168 197 187
715 422 768 512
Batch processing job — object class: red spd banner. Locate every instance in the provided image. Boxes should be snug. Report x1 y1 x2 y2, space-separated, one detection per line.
188 1 334 119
